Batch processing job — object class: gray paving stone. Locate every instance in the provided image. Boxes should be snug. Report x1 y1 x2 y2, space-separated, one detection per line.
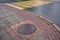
11 15 18 18
30 32 44 40
0 23 6 27
3 11 16 16
5 16 13 20
0 14 5 17
0 30 7 36
1 34 12 40
7 19 17 25
0 21 6 31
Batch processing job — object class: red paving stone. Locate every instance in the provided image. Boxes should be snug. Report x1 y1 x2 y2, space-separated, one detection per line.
0 3 60 40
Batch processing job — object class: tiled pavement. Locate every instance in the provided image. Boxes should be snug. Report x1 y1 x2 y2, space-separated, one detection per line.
0 3 60 40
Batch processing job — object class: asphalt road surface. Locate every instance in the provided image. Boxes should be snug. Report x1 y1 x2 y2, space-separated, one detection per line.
25 2 60 27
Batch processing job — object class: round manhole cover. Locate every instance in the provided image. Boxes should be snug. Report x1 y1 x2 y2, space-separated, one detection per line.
18 24 36 35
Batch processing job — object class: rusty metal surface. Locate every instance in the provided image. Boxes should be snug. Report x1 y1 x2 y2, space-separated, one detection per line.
0 3 60 40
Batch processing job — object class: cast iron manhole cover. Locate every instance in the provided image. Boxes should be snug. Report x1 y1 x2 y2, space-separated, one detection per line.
18 24 36 35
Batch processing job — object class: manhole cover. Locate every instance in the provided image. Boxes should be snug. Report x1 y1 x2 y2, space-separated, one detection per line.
18 24 36 35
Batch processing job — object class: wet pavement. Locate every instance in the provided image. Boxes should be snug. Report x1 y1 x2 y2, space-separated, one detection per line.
25 2 60 27
0 3 60 40
0 4 16 40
